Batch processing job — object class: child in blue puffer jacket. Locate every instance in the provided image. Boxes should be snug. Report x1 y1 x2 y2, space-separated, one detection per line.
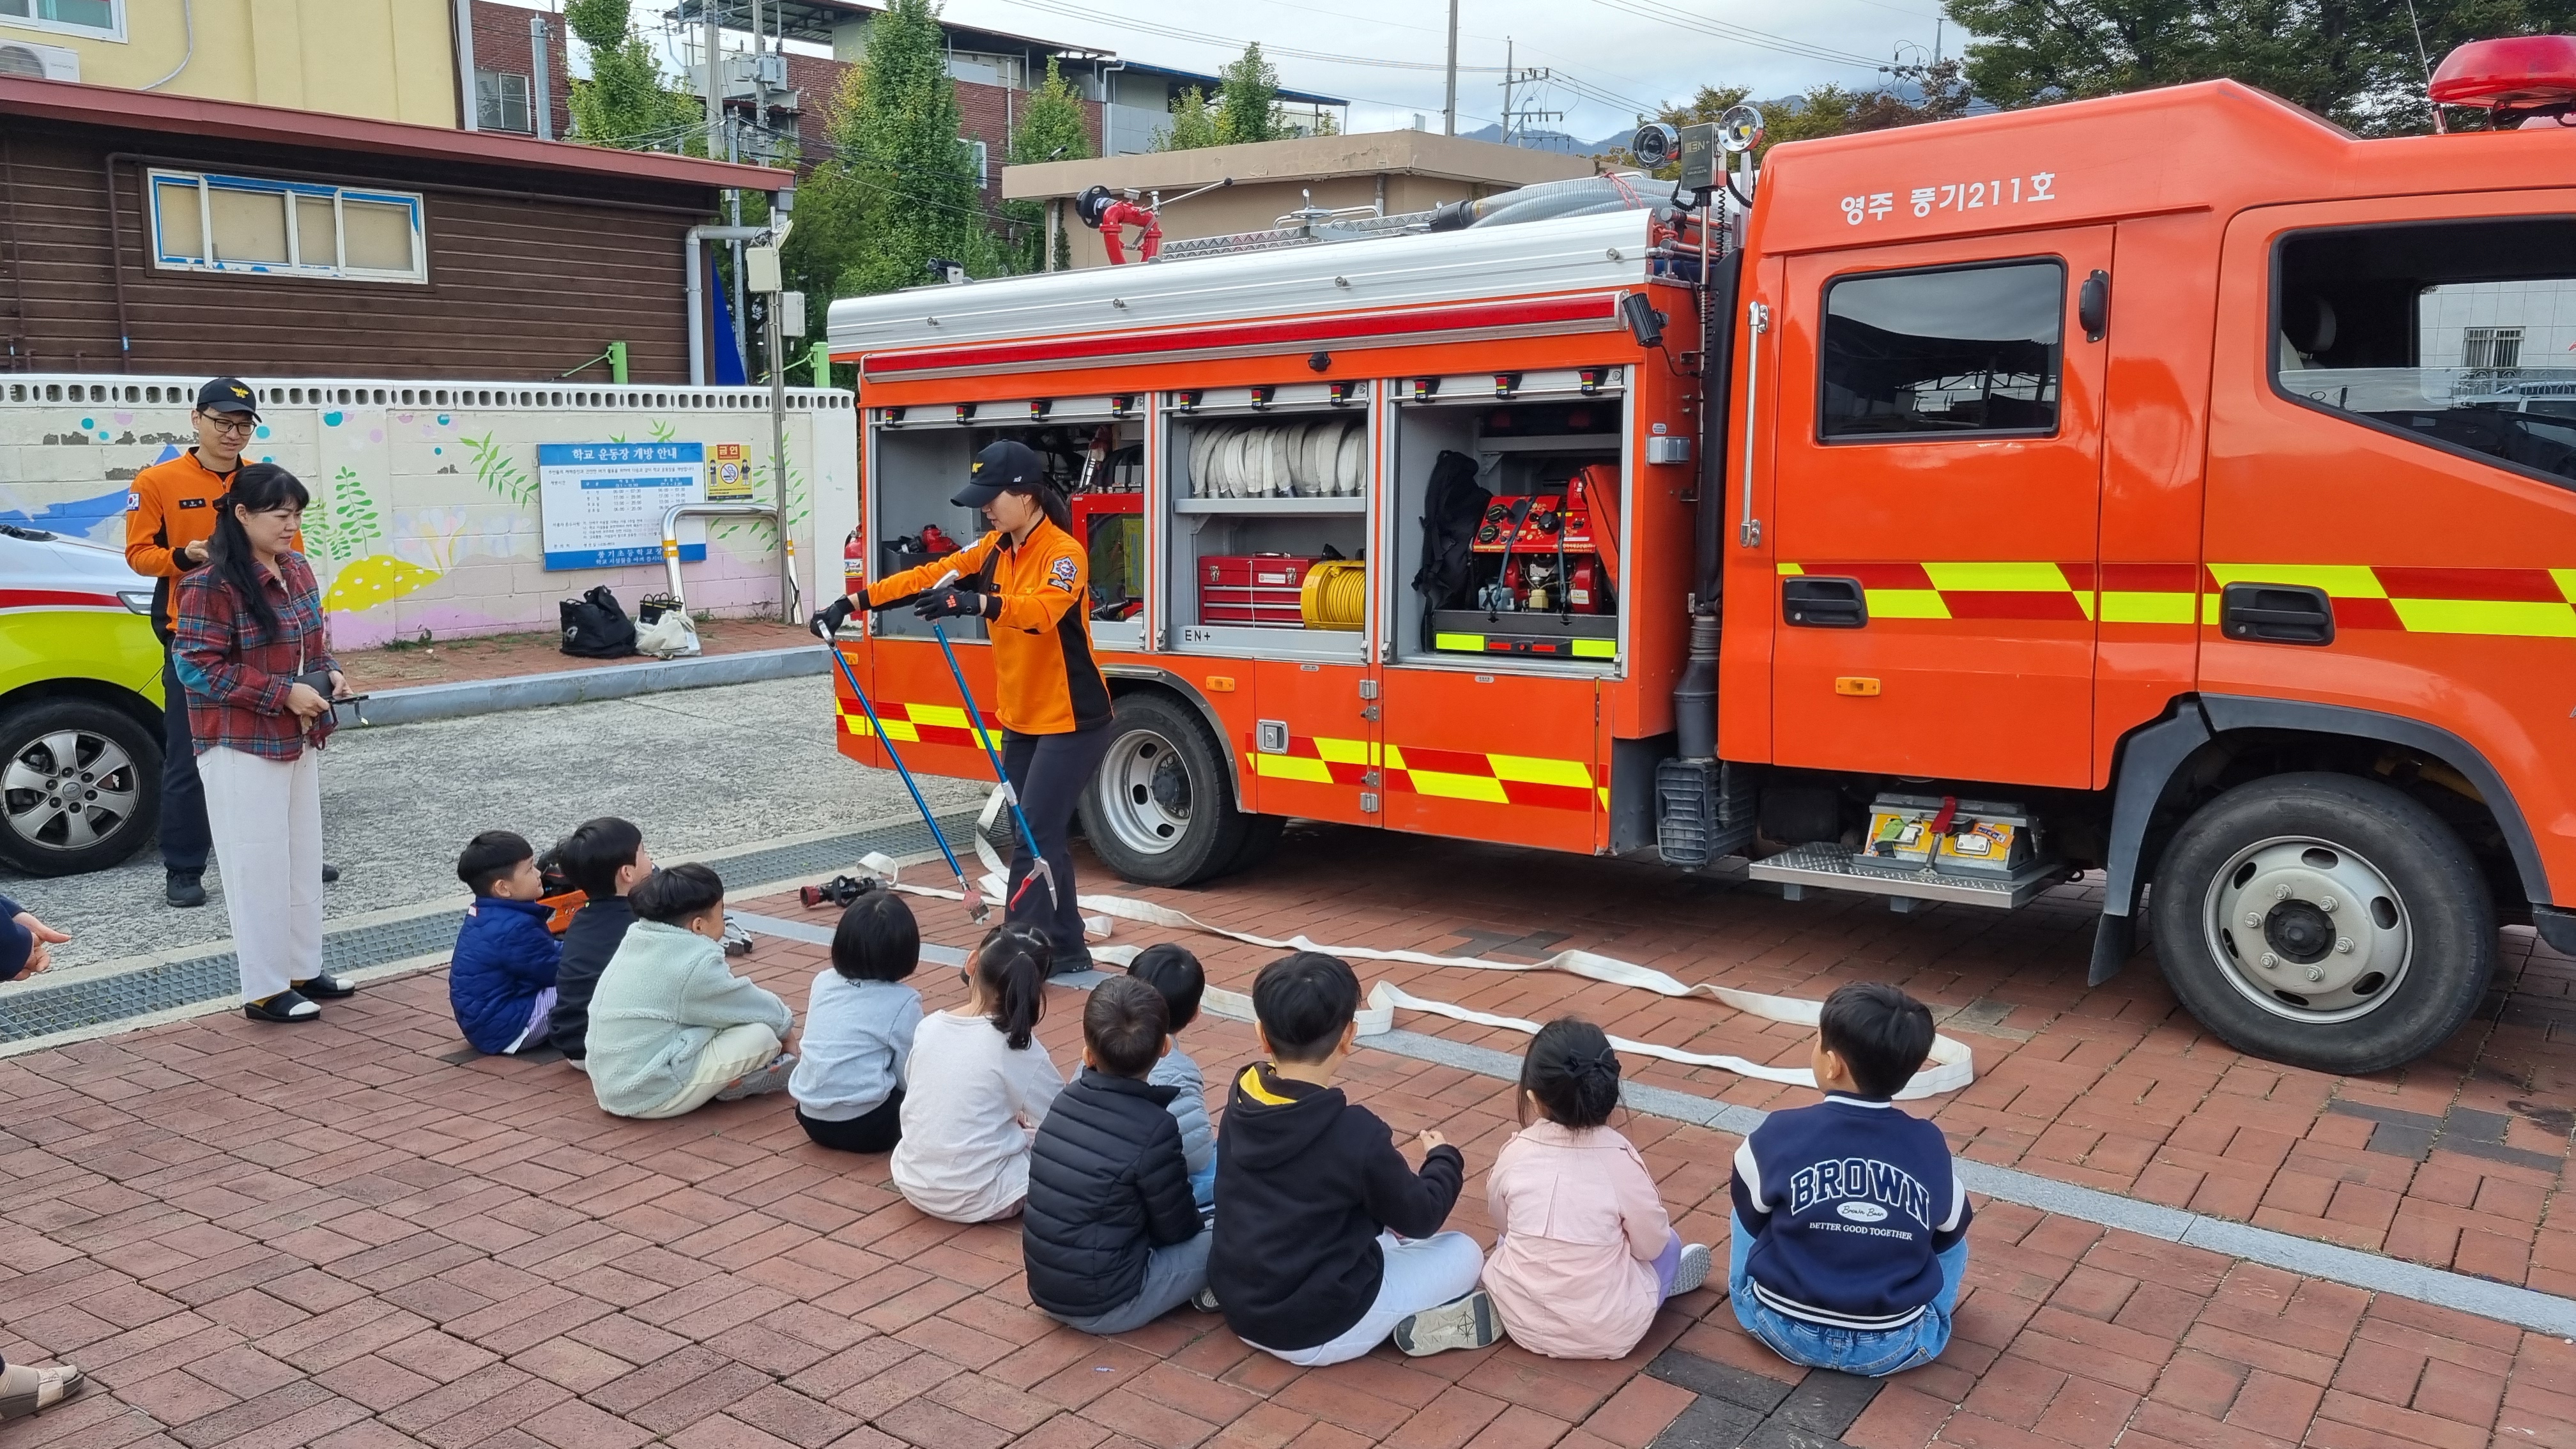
450 831 562 1054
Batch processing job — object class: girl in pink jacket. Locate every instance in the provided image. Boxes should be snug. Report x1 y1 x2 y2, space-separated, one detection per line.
1481 1019 1713 1359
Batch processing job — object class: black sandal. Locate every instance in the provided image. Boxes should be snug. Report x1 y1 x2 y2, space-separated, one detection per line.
295 973 355 999
245 990 321 1023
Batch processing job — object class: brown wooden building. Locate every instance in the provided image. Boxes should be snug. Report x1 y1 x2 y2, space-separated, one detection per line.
0 74 783 383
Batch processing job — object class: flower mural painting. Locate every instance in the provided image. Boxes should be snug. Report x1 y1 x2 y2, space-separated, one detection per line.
325 556 443 614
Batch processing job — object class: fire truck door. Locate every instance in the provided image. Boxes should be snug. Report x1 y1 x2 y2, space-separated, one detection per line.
1769 228 2113 789
1375 669 1602 853
1245 659 1381 829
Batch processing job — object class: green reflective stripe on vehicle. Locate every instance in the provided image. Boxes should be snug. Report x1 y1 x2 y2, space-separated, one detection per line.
1572 639 1616 658
1435 632 1484 652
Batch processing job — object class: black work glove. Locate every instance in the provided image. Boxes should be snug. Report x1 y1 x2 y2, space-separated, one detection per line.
915 585 998 622
809 596 857 639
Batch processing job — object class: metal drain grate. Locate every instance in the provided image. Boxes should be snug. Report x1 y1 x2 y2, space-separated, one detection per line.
0 812 977 1045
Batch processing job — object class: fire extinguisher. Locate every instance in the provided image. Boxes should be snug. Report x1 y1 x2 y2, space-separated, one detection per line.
843 530 866 597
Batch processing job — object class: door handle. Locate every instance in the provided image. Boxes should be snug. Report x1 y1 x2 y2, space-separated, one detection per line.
2220 583 2336 645
1783 576 1867 629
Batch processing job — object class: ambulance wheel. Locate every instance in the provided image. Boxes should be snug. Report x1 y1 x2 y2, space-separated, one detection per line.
1081 693 1259 887
0 698 162 877
2149 772 2490 1076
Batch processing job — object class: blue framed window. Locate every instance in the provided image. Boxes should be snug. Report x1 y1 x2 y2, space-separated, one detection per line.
146 169 427 284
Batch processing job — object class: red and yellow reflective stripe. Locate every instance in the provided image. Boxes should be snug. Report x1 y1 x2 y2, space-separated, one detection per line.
1779 562 2576 638
836 700 1002 749
1247 735 1598 811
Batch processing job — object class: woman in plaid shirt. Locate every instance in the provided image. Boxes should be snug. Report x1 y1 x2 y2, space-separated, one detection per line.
172 464 358 1023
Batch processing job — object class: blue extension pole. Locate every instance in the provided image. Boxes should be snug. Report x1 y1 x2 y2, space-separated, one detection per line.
926 620 1056 910
825 640 988 921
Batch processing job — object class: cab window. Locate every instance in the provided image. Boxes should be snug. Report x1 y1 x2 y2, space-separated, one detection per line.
1818 259 2064 440
2274 217 2576 487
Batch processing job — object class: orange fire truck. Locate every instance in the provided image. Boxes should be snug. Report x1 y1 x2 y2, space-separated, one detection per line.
825 37 2576 1075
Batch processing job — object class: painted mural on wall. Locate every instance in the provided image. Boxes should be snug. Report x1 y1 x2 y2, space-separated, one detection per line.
1 379 855 651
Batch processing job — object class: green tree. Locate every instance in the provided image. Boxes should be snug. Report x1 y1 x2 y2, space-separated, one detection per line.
1155 42 1290 150
1940 0 2576 134
791 0 1000 299
562 0 704 152
1003 58 1095 272
1156 86 1222 150
1215 42 1287 144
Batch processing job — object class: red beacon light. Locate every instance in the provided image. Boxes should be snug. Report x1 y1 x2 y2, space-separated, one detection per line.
2429 35 2576 128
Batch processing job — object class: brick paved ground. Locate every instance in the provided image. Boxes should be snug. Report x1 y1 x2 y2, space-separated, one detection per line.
3 822 2572 1449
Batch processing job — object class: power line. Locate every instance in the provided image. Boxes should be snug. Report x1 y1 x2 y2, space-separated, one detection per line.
1584 0 1889 71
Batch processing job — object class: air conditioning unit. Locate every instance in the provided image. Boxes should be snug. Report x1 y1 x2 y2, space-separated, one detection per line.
0 39 80 82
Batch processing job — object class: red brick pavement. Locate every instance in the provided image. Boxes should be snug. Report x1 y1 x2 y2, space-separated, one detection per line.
1 824 2571 1449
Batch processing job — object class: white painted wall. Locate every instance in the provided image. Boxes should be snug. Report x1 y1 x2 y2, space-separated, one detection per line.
0 376 857 652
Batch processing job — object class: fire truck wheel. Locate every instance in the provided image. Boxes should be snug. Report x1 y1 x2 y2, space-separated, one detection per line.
2149 772 2492 1076
1080 693 1261 887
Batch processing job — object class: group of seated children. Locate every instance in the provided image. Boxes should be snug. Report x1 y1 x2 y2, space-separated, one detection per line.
448 825 1968 1376
450 820 795 1117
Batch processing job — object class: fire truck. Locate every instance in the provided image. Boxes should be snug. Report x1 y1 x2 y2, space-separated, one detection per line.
825 36 2576 1075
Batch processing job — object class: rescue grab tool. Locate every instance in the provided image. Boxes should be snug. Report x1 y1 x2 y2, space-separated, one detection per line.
923 572 1057 912
822 640 988 922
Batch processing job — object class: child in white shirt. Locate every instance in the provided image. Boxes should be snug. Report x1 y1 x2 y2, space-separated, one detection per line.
891 924 1062 1222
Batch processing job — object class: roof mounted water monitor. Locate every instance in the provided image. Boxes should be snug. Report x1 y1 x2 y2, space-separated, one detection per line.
1632 123 1680 171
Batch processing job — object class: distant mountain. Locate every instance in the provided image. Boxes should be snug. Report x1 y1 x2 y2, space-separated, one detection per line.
1458 121 1636 157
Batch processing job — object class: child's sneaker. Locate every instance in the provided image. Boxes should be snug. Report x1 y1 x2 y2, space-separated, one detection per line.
1673 1242 1713 1296
1188 1285 1221 1313
716 1052 797 1100
1393 1290 1503 1356
720 914 755 958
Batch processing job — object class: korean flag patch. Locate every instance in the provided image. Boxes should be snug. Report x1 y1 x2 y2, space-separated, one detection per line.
1048 555 1078 594
126 491 143 513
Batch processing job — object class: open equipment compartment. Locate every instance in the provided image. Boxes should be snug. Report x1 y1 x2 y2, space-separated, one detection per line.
865 397 1147 648
1162 382 1372 661
1389 367 1629 667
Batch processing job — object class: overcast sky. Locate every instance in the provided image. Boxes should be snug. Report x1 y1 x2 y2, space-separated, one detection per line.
592 0 1959 142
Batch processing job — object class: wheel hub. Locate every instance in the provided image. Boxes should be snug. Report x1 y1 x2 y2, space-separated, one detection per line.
2204 837 2411 1023
3 728 141 854
1098 730 1194 857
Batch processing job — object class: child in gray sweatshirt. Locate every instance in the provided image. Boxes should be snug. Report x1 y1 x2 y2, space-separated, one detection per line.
790 887 923 1153
586 864 796 1119
1129 944 1216 1206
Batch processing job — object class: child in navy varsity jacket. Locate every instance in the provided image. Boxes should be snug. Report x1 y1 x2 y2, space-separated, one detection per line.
1728 983 1970 1377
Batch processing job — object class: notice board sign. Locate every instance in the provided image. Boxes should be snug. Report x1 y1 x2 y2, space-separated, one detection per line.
539 442 706 571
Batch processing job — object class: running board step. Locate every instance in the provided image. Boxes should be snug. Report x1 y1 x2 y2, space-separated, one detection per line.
1746 842 2066 911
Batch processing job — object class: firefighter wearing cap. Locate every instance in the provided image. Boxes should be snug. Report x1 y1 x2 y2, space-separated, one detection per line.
811 440 1112 972
125 378 314 908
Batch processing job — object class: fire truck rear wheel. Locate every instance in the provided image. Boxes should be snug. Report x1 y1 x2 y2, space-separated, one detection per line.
2149 772 2492 1076
1080 693 1265 887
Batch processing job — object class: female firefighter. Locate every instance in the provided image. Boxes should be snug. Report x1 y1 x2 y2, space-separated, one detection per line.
811 441 1112 973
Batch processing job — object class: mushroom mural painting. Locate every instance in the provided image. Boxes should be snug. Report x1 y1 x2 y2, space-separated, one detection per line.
0 378 854 650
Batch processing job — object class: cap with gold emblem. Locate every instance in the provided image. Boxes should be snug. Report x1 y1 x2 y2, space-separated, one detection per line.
194 377 260 420
953 439 1043 509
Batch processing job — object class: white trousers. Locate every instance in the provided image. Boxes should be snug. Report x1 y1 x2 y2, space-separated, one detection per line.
1250 1231 1486 1367
199 746 323 1004
625 1023 783 1121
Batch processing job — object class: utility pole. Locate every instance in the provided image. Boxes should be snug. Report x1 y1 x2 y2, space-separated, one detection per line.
1443 0 1458 135
1501 37 1512 145
702 0 722 155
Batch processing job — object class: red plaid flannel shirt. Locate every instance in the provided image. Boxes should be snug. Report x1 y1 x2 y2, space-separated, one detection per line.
172 552 339 760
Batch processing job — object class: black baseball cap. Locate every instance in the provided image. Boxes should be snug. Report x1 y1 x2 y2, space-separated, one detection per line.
195 377 259 419
954 440 1045 509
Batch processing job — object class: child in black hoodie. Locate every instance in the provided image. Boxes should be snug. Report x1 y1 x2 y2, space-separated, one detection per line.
546 817 653 1065
1208 952 1501 1364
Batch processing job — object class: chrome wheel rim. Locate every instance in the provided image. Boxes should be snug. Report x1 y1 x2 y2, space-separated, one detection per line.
2201 834 2411 1023
1098 728 1193 856
3 728 142 855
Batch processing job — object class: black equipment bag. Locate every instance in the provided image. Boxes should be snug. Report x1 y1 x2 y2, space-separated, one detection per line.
560 585 640 658
1409 449 1493 648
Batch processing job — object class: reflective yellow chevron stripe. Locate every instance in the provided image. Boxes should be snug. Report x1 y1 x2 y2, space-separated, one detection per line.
2390 600 2576 638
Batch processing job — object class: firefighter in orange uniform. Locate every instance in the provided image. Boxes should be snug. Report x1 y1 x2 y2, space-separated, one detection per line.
811 441 1113 972
123 378 334 910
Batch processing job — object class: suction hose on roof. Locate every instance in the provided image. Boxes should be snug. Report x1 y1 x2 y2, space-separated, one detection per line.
1427 172 1659 231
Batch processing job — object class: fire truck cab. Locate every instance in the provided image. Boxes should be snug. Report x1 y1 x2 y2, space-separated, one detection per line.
827 42 2576 1075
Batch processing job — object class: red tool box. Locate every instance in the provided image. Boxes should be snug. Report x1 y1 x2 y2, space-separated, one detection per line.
1199 553 1315 627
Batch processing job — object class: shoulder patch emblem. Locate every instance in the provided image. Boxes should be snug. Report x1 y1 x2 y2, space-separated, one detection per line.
1047 555 1078 593
126 491 143 512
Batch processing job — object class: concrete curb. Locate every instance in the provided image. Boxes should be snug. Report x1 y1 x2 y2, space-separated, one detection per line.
355 644 827 726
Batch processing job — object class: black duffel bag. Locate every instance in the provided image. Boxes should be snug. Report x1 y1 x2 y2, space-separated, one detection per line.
560 585 640 658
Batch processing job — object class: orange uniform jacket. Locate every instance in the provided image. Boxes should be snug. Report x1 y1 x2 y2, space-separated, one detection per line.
866 519 1111 737
124 449 303 641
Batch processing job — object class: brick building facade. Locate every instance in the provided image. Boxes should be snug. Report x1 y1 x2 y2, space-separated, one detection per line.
466 0 574 141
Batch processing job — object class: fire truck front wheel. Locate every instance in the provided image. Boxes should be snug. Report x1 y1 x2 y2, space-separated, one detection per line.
2150 772 2492 1076
1080 693 1268 887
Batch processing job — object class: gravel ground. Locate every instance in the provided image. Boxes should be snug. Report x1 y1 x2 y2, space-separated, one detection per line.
1 676 986 971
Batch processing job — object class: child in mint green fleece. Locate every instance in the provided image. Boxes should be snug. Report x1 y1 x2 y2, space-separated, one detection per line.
586 863 795 1119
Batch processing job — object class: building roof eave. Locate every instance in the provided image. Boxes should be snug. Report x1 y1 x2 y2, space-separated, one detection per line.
0 75 785 192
